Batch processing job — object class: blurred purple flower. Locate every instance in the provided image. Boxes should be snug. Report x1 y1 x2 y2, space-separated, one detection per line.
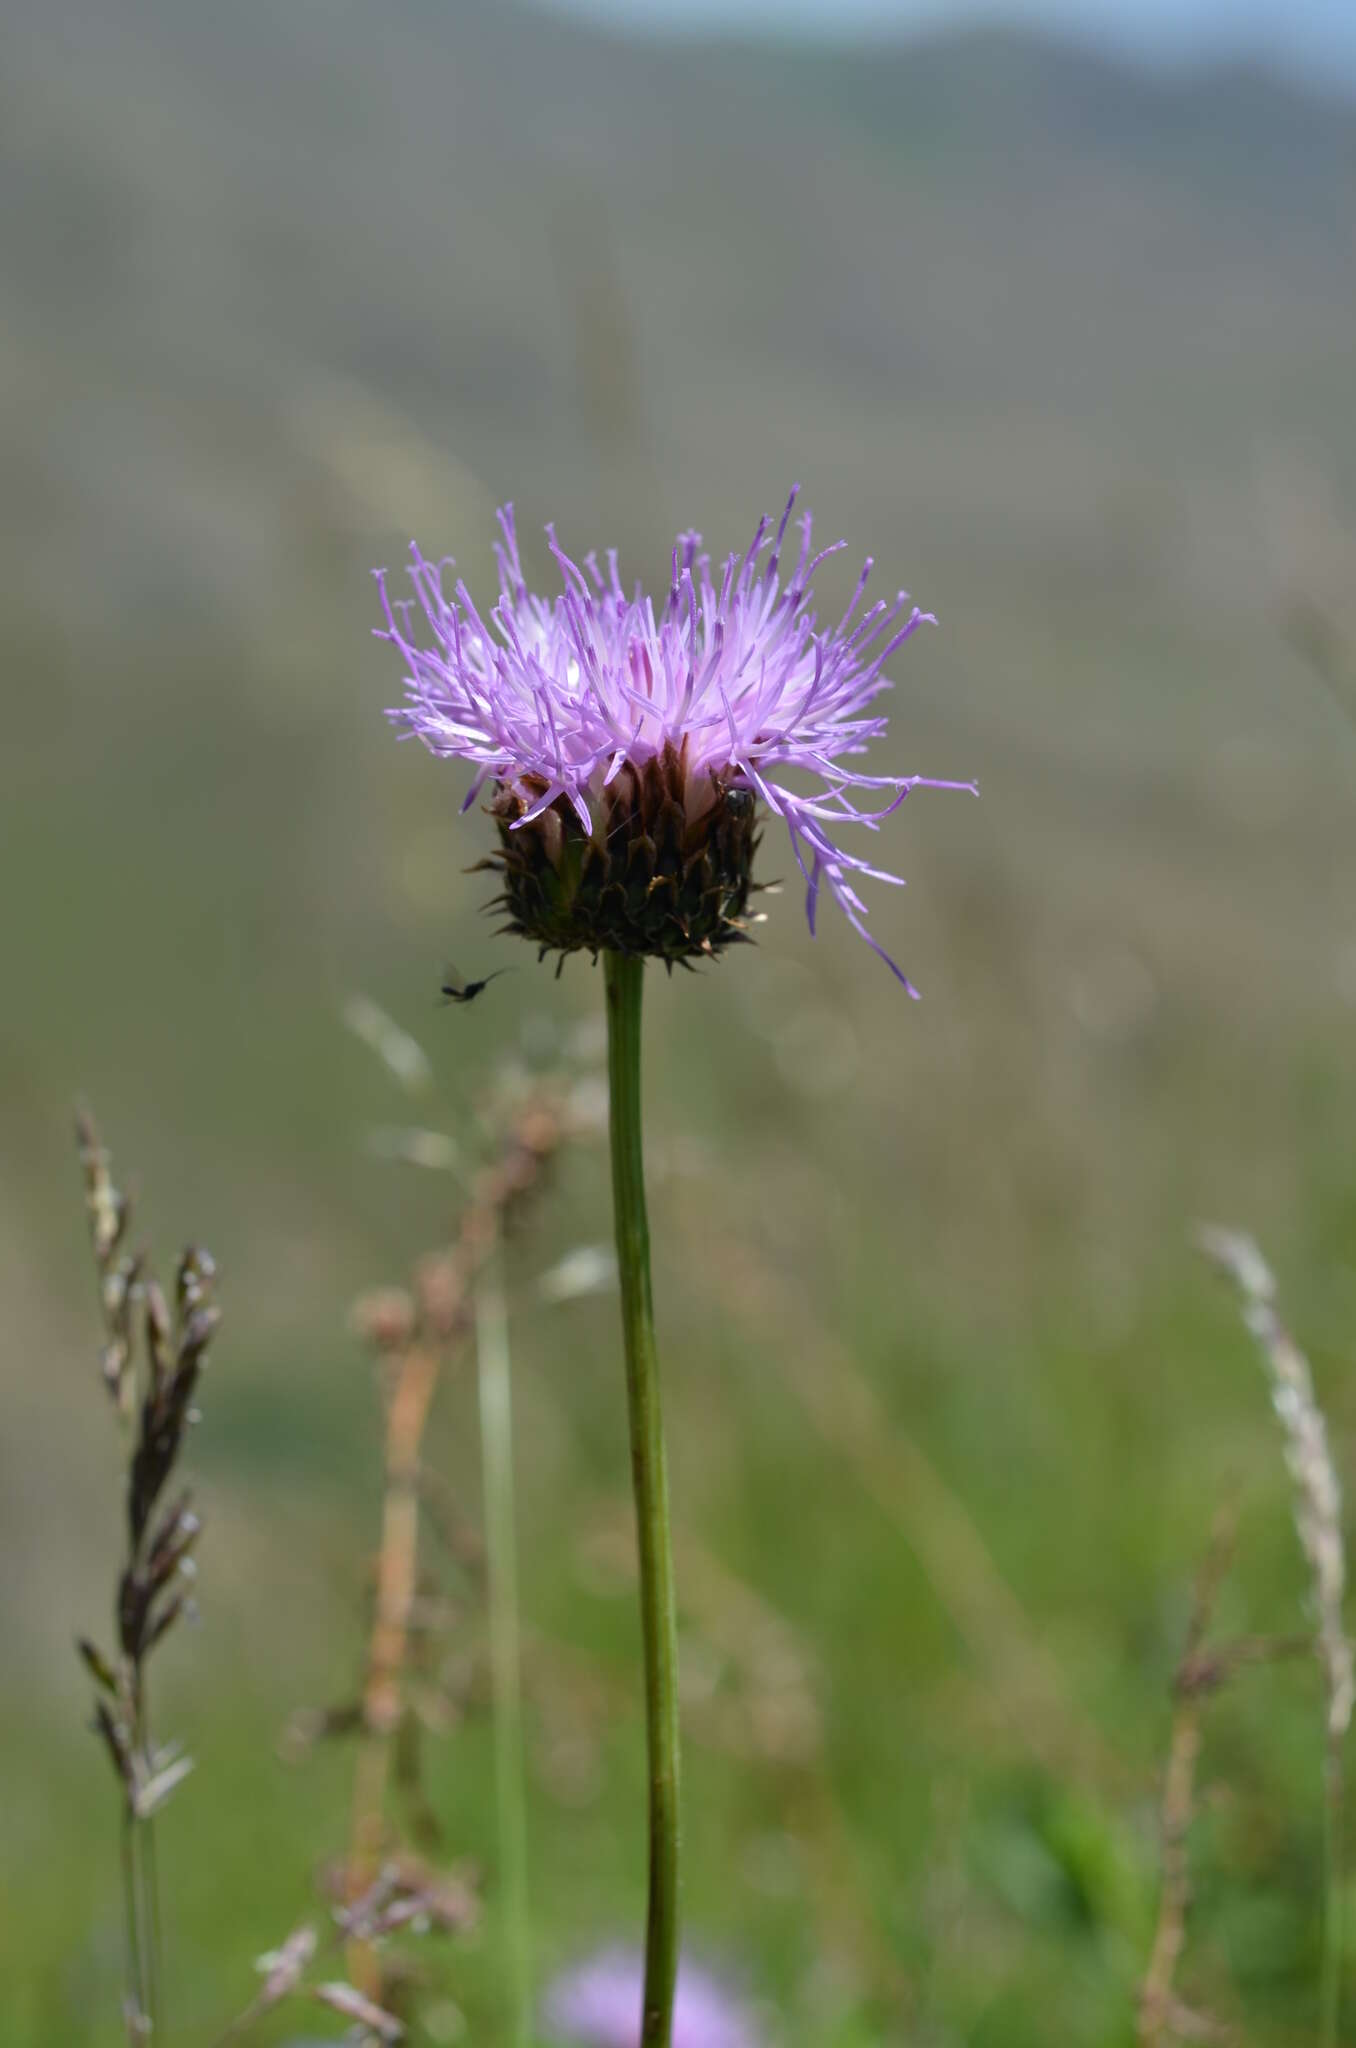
375 489 973 993
542 1945 761 2048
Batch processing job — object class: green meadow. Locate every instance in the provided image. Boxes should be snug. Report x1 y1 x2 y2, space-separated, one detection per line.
3 4 1356 2041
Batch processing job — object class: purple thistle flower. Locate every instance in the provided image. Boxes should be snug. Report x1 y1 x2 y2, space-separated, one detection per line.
542 1946 762 2048
375 488 974 992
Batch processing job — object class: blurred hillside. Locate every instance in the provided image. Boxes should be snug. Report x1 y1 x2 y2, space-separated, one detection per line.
3 4 1356 2043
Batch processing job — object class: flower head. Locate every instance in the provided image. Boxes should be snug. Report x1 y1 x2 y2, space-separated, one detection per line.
376 489 973 990
542 1946 761 2048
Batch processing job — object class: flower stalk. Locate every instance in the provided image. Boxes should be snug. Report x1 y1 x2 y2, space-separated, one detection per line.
604 951 681 2047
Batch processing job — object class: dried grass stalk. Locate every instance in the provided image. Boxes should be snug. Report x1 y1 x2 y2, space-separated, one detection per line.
74 1108 221 2043
1198 1227 1353 2048
343 1076 571 2002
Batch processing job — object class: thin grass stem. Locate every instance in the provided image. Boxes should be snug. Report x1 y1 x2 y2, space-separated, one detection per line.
1322 1737 1344 2048
137 1683 164 2041
121 1812 149 2043
476 1238 532 2048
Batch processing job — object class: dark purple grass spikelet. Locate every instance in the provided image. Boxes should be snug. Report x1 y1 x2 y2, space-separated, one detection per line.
375 489 974 992
542 1946 762 2048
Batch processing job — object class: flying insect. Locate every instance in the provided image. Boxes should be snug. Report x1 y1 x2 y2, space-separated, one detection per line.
439 963 514 1006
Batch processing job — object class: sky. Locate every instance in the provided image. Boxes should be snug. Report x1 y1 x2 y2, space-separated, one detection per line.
535 0 1356 91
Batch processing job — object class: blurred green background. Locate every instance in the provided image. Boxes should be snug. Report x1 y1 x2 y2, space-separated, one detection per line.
3 1 1356 2041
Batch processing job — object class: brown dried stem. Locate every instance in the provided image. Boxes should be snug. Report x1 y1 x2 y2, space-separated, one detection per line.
1140 1511 1320 2048
1139 1514 1236 2048
214 1859 477 2047
344 1082 568 1997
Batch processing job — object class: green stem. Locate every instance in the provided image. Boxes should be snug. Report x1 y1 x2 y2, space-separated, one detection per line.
603 951 681 2048
140 1815 162 2040
134 1675 163 2041
1321 1734 1343 2048
475 1241 531 2048
120 1810 149 2042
